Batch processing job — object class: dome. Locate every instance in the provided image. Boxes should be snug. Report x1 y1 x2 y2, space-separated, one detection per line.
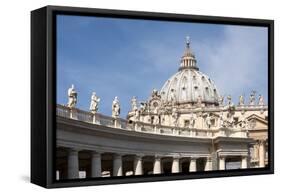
160 37 220 106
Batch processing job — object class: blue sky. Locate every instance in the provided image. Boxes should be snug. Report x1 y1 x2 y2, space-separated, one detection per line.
57 15 268 118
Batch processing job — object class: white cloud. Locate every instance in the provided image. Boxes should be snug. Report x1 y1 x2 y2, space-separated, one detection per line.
195 25 268 103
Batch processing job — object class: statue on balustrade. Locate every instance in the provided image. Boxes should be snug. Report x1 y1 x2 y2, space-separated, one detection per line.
131 96 138 111
249 91 256 105
218 95 224 106
258 94 264 106
89 92 100 114
239 95 244 106
67 84 77 108
112 96 120 118
139 101 147 113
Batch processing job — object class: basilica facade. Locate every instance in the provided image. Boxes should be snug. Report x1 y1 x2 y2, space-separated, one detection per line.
56 38 268 180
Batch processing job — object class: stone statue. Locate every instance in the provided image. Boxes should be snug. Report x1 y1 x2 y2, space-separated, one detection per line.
131 96 138 111
239 95 244 106
205 113 212 129
218 112 224 128
226 95 235 110
249 91 256 105
153 115 160 125
227 112 234 126
218 95 224 106
67 84 77 108
227 95 232 106
134 109 140 122
112 96 120 118
171 108 179 127
89 92 100 114
258 95 264 106
189 112 196 128
139 102 147 113
241 116 248 129
152 89 160 98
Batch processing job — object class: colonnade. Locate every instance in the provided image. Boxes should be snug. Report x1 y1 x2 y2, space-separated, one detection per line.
57 148 250 180
57 148 216 180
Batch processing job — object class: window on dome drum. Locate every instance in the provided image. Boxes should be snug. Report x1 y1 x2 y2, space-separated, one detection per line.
234 117 239 123
184 120 190 127
211 118 215 126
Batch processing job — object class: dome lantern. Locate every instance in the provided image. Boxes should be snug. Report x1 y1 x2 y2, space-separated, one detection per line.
160 36 220 106
179 36 199 71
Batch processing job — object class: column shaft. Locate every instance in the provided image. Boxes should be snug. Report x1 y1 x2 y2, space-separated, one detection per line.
134 156 143 175
91 152 101 177
153 157 162 174
204 157 212 171
172 157 180 173
189 158 197 172
259 140 265 168
113 154 123 176
67 149 79 179
219 157 225 170
241 156 248 169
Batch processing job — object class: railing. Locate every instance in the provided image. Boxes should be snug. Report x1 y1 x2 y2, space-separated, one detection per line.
56 104 248 138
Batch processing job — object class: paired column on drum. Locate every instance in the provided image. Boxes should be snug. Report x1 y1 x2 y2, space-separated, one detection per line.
67 148 79 179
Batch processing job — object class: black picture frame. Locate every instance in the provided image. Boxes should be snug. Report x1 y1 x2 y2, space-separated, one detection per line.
31 5 274 188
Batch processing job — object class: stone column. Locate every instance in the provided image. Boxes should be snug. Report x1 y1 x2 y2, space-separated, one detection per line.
219 156 226 170
179 161 183 173
134 155 143 175
241 156 248 169
189 157 197 172
259 140 265 168
67 148 79 179
113 154 123 176
91 151 101 177
153 156 162 174
172 157 180 173
204 157 212 171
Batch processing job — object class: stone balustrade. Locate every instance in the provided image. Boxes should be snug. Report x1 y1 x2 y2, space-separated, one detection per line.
56 104 248 138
